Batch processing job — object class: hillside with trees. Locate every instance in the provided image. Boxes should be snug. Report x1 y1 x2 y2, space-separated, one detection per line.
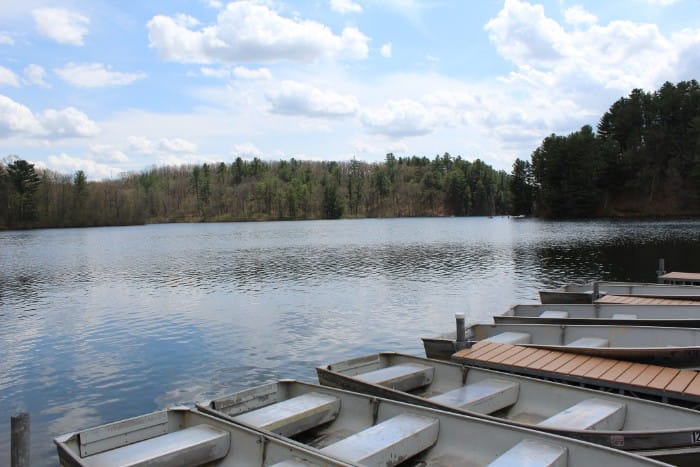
0 153 511 229
513 80 700 218
4 80 700 229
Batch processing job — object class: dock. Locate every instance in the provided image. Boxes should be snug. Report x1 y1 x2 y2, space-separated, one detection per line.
658 271 700 286
452 341 700 408
595 295 700 305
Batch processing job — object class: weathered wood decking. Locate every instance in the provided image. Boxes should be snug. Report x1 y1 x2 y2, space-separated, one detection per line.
595 295 700 305
452 341 700 407
658 272 700 285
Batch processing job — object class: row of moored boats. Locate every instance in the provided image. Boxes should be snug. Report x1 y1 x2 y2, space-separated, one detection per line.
56 272 700 466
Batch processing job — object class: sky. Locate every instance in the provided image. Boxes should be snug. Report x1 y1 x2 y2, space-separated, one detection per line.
1 0 700 180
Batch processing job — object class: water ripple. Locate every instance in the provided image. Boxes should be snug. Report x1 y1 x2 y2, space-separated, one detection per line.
1 218 699 465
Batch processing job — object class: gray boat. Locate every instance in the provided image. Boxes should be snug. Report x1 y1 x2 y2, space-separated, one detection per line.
54 406 354 467
494 303 700 327
317 352 700 464
422 322 700 366
540 281 700 304
196 379 667 466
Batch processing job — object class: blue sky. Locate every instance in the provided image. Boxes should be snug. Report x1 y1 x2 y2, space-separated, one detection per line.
1 0 700 179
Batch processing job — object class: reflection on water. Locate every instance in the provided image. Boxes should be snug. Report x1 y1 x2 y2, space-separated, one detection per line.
1 217 699 465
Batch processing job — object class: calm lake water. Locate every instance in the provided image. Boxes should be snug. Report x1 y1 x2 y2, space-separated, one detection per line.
1 217 700 465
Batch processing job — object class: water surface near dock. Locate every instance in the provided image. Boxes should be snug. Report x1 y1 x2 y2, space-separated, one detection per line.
1 217 699 465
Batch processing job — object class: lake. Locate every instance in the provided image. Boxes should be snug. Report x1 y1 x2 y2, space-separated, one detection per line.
1 217 699 465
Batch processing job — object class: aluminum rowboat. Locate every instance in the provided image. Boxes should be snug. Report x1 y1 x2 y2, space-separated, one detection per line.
54 406 354 467
196 379 667 467
317 352 700 463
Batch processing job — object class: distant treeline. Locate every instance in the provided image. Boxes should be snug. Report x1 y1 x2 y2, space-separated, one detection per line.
3 80 700 229
0 153 512 229
512 80 700 218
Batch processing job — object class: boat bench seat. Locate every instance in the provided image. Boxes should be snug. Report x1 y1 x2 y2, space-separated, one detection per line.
427 378 519 414
232 392 341 437
320 413 439 466
81 424 230 467
487 439 567 467
539 310 569 318
483 332 531 345
355 363 434 392
537 398 626 431
612 313 637 319
566 337 609 348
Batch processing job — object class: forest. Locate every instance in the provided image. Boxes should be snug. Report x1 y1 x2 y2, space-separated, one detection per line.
0 153 511 229
2 80 700 229
513 80 700 218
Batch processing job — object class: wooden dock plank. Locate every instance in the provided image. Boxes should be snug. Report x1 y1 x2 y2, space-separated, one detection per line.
631 365 664 387
460 342 500 360
568 356 607 377
541 353 578 372
501 347 540 366
528 350 564 370
683 373 700 397
647 367 681 390
510 348 551 367
450 343 700 404
489 345 529 364
665 370 697 393
582 358 618 379
556 355 591 374
452 343 492 360
594 295 700 305
477 344 516 362
616 363 648 384
598 361 633 382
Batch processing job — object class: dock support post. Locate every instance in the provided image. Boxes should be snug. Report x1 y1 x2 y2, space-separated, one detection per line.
11 412 30 467
656 258 666 283
455 312 466 350
592 282 600 301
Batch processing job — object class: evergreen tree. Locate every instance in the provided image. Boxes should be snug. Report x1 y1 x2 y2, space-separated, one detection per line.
7 158 41 224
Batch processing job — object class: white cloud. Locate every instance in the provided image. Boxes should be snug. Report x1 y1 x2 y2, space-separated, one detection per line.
158 137 198 153
0 66 20 87
361 99 438 137
0 31 13 45
233 66 272 80
147 2 369 64
672 28 700 78
564 5 597 26
266 80 359 118
423 90 481 110
200 67 231 79
89 144 129 163
127 136 198 155
485 0 566 65
54 63 146 88
0 95 99 139
205 0 224 9
39 107 101 138
231 142 262 159
127 136 155 154
329 0 363 14
483 0 695 94
24 64 49 87
380 42 392 58
47 153 117 180
0 94 43 136
647 0 679 5
32 8 90 46
199 64 273 81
